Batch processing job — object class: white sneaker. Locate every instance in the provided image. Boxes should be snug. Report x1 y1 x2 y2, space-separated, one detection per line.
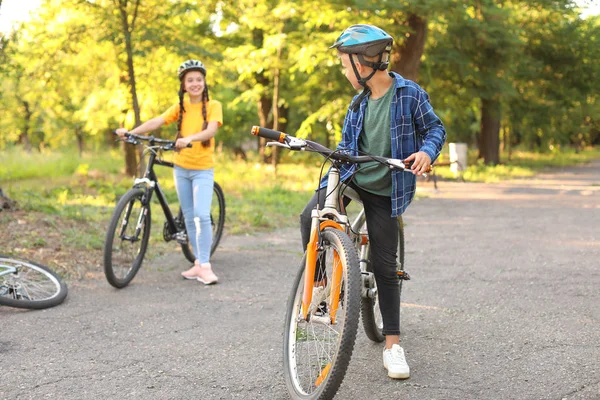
383 344 410 379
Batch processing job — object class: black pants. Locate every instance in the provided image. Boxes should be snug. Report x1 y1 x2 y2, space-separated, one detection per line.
300 183 401 336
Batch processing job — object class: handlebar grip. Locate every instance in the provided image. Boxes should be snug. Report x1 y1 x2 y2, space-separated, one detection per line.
251 126 286 143
403 160 433 173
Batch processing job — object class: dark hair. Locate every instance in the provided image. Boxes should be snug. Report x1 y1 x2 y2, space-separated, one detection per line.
175 74 211 148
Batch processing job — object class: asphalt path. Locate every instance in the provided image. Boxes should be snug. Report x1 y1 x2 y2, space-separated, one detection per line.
1 161 599 400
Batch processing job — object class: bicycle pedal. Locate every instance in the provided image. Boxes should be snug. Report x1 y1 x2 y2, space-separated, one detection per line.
173 231 188 245
397 270 411 280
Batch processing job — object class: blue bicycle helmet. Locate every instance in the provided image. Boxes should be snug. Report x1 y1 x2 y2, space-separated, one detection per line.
330 24 393 59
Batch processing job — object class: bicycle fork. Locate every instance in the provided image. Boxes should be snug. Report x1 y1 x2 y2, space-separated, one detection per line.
301 218 344 325
118 202 148 242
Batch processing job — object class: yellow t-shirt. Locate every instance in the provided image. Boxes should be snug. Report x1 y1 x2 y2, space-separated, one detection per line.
161 99 223 170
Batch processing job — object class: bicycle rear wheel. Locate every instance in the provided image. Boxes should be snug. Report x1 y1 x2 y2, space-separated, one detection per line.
103 188 151 288
210 182 226 253
0 255 68 309
283 228 361 400
179 181 226 263
361 216 405 342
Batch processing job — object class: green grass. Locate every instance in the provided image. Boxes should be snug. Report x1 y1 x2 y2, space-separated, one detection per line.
0 147 124 181
0 148 320 240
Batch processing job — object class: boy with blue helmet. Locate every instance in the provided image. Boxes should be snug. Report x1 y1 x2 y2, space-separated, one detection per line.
300 24 447 379
330 24 394 111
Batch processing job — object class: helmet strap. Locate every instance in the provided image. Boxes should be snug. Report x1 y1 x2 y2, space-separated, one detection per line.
357 53 389 71
349 54 377 112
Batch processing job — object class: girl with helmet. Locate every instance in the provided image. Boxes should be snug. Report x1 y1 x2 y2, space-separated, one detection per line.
300 24 446 379
115 59 223 285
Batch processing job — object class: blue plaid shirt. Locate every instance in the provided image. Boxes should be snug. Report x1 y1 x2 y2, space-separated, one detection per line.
320 72 447 217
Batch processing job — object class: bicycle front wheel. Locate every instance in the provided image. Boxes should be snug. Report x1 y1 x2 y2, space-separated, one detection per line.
103 189 151 288
283 228 361 400
361 216 405 342
0 255 68 309
179 181 226 263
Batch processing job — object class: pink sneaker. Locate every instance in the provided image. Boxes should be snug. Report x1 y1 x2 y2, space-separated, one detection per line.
181 265 202 280
196 263 218 285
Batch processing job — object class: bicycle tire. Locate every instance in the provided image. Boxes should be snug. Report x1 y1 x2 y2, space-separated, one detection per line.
210 182 226 254
361 216 405 342
179 182 226 263
0 255 68 309
103 188 151 288
283 228 361 400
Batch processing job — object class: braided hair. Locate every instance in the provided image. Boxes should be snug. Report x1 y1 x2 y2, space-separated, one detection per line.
176 68 211 148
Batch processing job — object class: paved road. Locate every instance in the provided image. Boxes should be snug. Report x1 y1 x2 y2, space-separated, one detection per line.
2 161 599 400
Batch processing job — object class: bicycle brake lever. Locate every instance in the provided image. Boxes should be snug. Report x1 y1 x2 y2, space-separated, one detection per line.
387 159 407 170
265 137 306 150
387 159 430 177
266 142 291 149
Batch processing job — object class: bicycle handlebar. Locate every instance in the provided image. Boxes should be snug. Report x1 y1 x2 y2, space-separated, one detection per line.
251 126 432 173
113 131 192 149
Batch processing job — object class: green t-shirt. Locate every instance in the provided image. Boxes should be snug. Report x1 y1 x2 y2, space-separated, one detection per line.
354 84 394 196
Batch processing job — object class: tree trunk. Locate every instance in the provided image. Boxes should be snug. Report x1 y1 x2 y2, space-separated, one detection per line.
390 13 428 82
253 29 273 161
257 87 272 160
76 127 85 157
19 100 32 153
479 98 501 165
271 40 284 170
278 105 288 136
117 0 144 176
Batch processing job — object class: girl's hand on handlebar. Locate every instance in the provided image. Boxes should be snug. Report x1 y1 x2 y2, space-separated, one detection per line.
175 137 192 149
115 128 128 137
404 151 431 176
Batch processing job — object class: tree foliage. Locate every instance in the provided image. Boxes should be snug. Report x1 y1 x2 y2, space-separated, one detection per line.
0 0 597 168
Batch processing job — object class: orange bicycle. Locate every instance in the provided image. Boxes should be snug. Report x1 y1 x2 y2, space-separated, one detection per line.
251 126 427 400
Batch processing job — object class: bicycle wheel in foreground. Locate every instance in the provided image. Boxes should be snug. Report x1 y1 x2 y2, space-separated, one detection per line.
361 216 405 342
103 189 151 288
180 182 226 263
0 255 68 309
283 228 361 400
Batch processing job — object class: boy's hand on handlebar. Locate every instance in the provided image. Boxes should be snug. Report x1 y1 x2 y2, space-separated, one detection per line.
115 128 128 137
404 151 431 176
175 137 192 149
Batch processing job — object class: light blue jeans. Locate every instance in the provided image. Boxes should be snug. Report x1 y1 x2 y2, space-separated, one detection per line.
173 166 214 264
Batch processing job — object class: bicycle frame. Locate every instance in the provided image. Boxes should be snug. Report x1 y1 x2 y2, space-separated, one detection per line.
0 264 22 297
0 264 16 276
125 147 179 241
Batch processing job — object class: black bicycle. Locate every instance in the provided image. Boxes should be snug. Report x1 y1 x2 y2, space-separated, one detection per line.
103 132 226 288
